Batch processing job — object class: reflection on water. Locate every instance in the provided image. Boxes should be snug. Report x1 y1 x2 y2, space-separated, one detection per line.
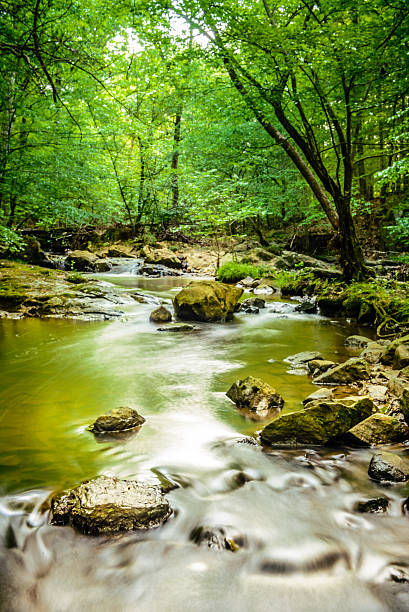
1 275 408 611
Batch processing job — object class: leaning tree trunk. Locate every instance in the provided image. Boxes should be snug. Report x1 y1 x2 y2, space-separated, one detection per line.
334 196 366 281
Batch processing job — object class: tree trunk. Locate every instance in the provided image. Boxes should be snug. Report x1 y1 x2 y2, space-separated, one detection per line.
171 110 182 210
335 195 366 281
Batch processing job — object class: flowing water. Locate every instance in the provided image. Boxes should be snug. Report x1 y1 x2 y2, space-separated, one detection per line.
1 271 409 611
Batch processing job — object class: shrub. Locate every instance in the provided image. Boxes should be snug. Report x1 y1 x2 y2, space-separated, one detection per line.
217 262 263 283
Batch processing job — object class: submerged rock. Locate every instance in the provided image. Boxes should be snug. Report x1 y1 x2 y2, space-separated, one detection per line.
238 297 266 314
342 413 409 446
368 451 409 482
286 351 322 366
356 498 389 513
345 335 372 348
90 407 145 434
173 280 242 322
226 376 284 413
190 525 245 552
157 323 195 332
50 475 172 535
260 397 373 447
149 305 172 323
313 358 370 385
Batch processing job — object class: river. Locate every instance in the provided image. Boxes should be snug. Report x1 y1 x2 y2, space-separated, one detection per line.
0 272 408 611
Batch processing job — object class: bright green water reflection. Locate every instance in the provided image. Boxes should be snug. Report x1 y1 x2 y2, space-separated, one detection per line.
0 276 372 494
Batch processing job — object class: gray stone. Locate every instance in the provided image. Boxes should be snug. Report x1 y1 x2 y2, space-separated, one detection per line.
381 335 409 365
50 475 172 535
226 376 284 412
360 342 383 364
286 351 323 365
308 360 336 375
393 344 409 370
368 451 409 482
302 388 334 405
345 335 373 348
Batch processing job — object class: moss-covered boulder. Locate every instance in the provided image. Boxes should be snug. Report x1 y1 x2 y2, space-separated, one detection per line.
394 344 409 370
342 413 409 446
141 245 182 269
90 407 145 434
399 386 409 422
149 305 172 323
173 280 242 322
260 396 373 447
50 476 172 535
313 358 370 385
66 250 98 272
381 335 409 365
226 376 284 412
368 451 409 482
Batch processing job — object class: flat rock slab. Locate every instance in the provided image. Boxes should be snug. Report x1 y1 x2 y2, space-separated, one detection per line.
368 451 409 482
285 351 323 365
260 397 373 447
50 476 172 535
90 407 145 434
157 323 195 332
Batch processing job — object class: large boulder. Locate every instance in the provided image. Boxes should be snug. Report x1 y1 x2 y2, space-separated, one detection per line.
50 476 172 535
260 396 373 447
66 250 98 272
368 451 409 482
226 376 284 412
342 413 409 446
149 305 172 323
173 280 242 322
313 358 370 385
141 245 182 269
90 407 145 434
381 335 409 365
394 344 409 370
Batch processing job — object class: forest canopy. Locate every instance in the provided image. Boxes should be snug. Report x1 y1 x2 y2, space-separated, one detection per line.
1 0 408 276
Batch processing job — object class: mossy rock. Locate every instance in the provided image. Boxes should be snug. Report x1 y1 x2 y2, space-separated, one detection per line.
381 335 409 365
313 358 370 385
342 413 409 446
226 376 284 412
393 344 409 370
260 396 373 447
50 475 172 535
90 407 145 433
173 280 242 322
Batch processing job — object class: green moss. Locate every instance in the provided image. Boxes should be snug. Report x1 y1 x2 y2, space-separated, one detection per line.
216 262 265 283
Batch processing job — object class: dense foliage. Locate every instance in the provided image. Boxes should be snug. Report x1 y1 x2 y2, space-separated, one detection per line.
1 0 408 275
